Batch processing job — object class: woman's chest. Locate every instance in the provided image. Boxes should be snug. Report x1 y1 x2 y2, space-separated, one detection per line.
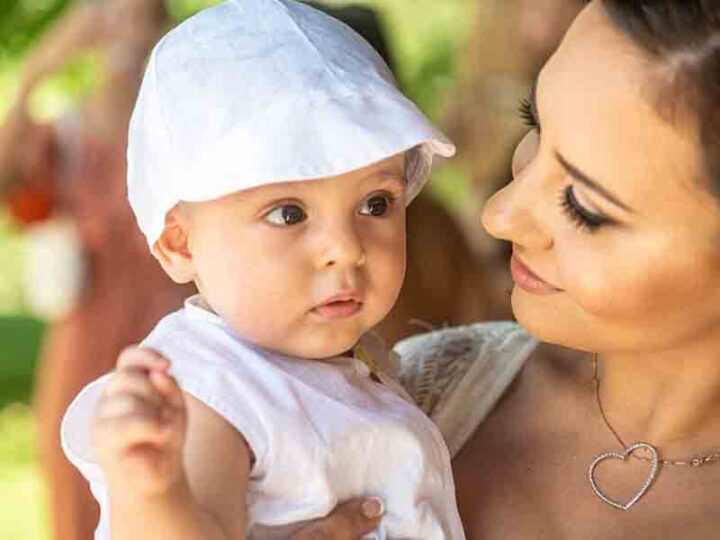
454 441 718 539
450 361 720 539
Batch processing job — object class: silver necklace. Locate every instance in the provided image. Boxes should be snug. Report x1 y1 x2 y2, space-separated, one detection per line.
588 354 720 511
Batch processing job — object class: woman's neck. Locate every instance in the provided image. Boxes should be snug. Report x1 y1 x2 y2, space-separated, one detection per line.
599 330 720 456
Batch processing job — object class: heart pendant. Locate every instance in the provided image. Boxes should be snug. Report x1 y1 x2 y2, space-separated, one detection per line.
588 441 660 511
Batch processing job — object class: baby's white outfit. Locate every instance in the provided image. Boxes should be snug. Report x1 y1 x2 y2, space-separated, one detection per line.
62 296 465 539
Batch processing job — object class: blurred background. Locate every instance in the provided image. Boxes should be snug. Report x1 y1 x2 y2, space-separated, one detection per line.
0 0 581 538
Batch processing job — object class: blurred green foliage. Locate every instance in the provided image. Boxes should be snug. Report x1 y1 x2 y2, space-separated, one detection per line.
0 0 472 117
0 0 71 57
0 315 44 406
0 404 48 540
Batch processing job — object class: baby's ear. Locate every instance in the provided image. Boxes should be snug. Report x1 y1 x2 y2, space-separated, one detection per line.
153 204 196 284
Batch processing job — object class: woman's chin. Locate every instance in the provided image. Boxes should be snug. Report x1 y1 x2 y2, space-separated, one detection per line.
511 287 588 349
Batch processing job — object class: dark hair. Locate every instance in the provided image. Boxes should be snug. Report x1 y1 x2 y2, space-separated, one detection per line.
600 0 720 195
304 2 395 71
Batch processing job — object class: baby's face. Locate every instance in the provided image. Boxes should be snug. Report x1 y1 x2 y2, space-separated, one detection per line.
181 155 407 359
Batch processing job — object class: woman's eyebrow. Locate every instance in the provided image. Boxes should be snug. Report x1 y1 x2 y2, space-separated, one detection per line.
530 75 634 214
555 151 635 213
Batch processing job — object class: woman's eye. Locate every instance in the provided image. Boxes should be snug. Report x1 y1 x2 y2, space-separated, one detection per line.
560 186 611 233
360 195 393 217
264 204 307 226
519 98 540 131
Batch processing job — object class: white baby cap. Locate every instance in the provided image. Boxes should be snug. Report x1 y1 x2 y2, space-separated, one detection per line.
128 0 456 247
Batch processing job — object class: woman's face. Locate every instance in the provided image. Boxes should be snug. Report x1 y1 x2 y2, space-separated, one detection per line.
481 2 720 354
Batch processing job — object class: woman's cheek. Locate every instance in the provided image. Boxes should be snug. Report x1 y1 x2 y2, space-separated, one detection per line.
555 240 631 317
563 239 677 319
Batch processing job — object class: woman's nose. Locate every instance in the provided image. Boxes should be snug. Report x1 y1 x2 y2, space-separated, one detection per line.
481 176 553 251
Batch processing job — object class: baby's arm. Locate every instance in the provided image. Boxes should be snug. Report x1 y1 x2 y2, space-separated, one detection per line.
92 348 251 540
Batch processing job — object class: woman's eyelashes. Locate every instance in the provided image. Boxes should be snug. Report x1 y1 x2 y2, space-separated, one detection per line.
560 186 612 232
263 193 397 227
518 96 615 234
519 98 539 130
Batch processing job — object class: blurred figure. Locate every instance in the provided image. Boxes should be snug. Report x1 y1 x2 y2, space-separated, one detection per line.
0 1 194 538
445 0 583 259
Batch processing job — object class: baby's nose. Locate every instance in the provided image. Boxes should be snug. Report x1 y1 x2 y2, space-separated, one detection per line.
318 223 367 269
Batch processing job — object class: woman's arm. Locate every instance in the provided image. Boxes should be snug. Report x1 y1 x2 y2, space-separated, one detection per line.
0 1 104 195
20 2 104 89
0 92 34 195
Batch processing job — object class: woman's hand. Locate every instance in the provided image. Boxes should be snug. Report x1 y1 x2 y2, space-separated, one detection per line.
291 498 385 540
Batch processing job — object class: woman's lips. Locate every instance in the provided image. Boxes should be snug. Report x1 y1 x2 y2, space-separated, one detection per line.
510 254 563 295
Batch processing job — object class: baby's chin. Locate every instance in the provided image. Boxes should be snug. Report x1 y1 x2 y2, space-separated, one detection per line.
221 303 389 360
274 330 367 361
243 322 372 360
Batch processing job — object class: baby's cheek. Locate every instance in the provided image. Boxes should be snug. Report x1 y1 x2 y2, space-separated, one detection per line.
368 245 406 319
207 254 299 333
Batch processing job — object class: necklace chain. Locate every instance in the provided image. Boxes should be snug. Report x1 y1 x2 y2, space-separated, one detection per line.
592 354 720 467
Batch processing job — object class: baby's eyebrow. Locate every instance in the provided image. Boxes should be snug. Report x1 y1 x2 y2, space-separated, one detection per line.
365 163 406 180
371 172 406 190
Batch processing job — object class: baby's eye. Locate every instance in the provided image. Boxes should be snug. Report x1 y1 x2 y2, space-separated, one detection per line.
359 195 393 217
264 204 307 226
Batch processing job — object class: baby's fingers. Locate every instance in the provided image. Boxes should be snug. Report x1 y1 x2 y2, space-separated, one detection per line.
104 368 166 409
94 394 173 451
116 346 169 372
92 392 185 495
149 369 185 411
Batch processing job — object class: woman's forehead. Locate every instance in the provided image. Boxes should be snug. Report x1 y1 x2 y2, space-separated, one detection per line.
537 2 705 213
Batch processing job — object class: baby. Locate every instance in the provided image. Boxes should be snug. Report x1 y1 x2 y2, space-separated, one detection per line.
62 1 463 538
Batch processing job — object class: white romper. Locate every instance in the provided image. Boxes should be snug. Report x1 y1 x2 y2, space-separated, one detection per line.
61 296 465 540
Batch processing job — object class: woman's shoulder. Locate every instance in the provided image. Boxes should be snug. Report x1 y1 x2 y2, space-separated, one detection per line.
393 321 536 412
393 321 538 457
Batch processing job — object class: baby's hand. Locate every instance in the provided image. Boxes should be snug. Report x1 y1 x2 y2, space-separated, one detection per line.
92 348 186 496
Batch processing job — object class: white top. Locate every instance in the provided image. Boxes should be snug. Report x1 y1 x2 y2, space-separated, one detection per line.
394 322 538 458
61 296 465 540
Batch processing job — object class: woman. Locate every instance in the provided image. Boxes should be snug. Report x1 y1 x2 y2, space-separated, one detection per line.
291 0 720 537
